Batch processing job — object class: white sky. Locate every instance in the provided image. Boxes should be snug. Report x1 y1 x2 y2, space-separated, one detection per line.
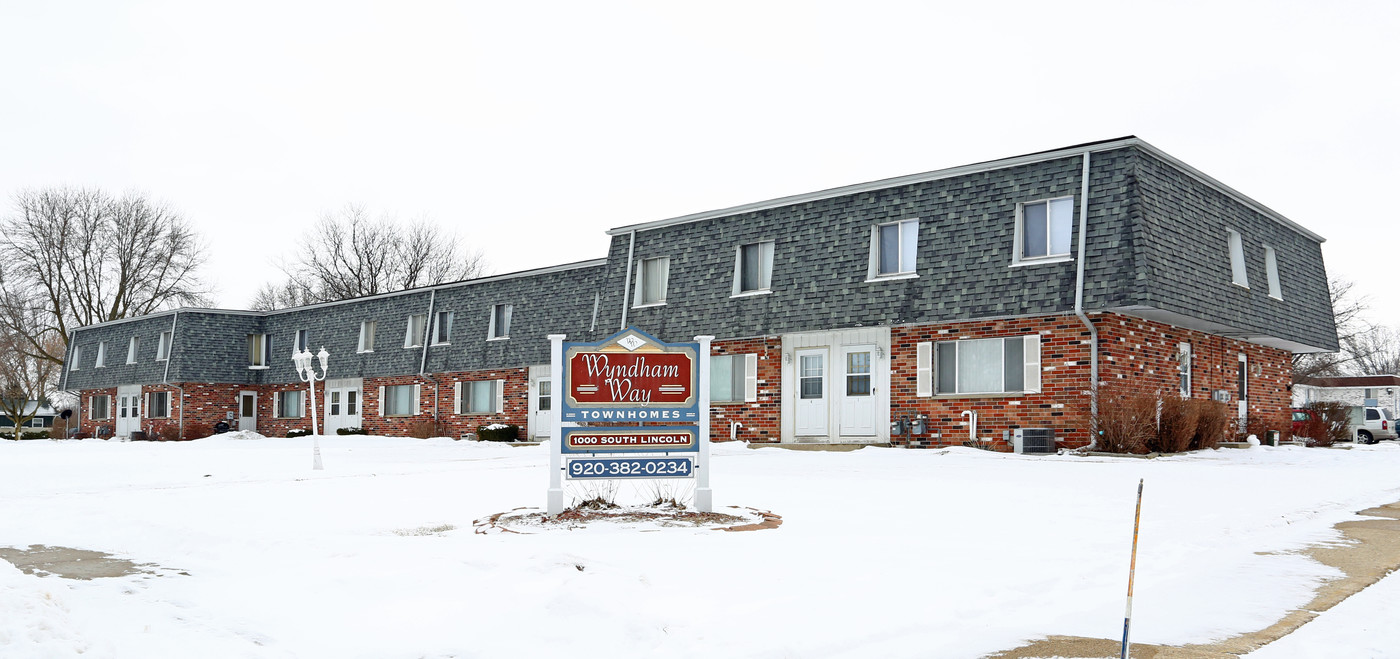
3 1 1397 331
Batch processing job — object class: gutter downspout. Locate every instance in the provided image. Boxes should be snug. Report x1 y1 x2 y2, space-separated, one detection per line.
163 312 186 439
1074 151 1099 451
419 290 437 434
619 230 636 330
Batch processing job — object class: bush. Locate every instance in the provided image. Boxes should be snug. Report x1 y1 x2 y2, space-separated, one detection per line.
19 429 50 439
1151 396 1199 453
1245 411 1292 445
1091 383 1156 454
286 428 311 438
336 426 368 435
1309 401 1350 447
407 418 441 439
1190 399 1231 450
183 422 212 441
158 425 181 442
476 423 520 442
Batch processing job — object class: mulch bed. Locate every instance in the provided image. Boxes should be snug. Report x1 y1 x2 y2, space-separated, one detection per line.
473 504 782 534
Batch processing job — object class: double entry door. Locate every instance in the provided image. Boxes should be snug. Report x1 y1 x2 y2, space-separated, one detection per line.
794 344 879 439
324 385 362 435
115 385 142 438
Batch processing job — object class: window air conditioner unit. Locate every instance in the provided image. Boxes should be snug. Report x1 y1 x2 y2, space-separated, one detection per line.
1212 390 1232 403
1013 428 1056 454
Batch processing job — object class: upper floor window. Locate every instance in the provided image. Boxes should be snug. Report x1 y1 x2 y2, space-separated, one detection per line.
294 329 309 353
926 335 1042 395
1228 229 1249 288
404 314 426 348
94 342 105 369
248 333 270 368
432 311 454 345
358 321 376 353
1017 197 1073 262
634 257 669 306
733 242 775 295
489 304 512 340
72 346 84 371
126 337 139 364
869 219 918 278
1264 245 1282 300
156 331 172 360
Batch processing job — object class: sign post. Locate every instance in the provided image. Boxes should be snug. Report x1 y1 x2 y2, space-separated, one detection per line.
547 327 712 515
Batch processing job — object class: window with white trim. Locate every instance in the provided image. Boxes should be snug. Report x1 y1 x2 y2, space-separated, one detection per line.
89 394 110 420
711 354 759 403
922 335 1041 395
275 390 304 418
126 336 139 364
248 334 270 367
1178 342 1192 398
634 257 669 306
156 331 172 360
733 242 775 294
1228 229 1249 288
869 219 918 277
294 329 309 353
382 384 418 416
358 321 376 353
432 311 453 345
1264 245 1282 300
94 342 105 368
488 304 512 340
404 314 426 348
71 346 83 371
455 380 503 414
1016 197 1073 262
148 391 170 418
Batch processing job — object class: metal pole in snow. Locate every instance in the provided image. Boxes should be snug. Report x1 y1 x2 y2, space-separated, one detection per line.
1121 478 1144 659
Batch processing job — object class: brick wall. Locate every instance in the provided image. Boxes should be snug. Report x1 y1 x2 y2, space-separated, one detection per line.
709 336 782 443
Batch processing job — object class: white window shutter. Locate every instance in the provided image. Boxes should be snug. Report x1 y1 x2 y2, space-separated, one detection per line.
744 354 759 402
495 380 505 414
378 386 385 416
1023 335 1041 393
88 397 92 420
143 393 149 417
413 384 421 415
273 392 281 418
916 342 933 397
454 381 462 414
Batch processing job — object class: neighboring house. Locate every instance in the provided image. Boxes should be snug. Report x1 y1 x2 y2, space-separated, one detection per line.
60 137 1338 448
0 401 59 429
1293 376 1400 414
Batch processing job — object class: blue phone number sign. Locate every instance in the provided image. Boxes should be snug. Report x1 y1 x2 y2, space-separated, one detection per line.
566 457 694 480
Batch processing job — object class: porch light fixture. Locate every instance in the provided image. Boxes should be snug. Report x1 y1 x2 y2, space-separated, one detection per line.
783 352 792 364
293 346 330 470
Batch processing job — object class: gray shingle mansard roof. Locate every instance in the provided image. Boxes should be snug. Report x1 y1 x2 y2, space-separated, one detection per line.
62 137 1339 391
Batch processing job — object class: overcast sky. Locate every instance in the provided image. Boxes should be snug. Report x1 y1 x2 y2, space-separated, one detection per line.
3 1 1397 331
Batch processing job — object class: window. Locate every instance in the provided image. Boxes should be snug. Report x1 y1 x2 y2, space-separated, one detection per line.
1228 229 1249 288
71 346 83 371
381 384 418 416
869 219 919 277
537 380 551 412
432 311 454 345
1017 198 1074 262
488 304 512 340
126 337 139 364
404 314 426 348
294 329 309 353
711 354 758 403
148 391 170 419
1178 343 1192 398
276 390 304 418
455 380 503 414
634 257 669 306
156 331 172 360
95 342 105 368
1264 245 1282 300
358 321 376 353
89 394 110 420
1237 353 1248 401
248 334 270 367
1366 408 1380 421
925 335 1041 395
733 242 775 294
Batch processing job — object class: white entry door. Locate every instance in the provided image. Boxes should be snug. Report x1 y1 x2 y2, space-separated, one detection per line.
116 385 142 438
531 376 553 439
238 391 257 432
324 386 361 435
838 345 878 437
795 349 829 436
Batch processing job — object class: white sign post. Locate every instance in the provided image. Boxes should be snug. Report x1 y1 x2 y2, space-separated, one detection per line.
695 335 713 513
548 334 566 516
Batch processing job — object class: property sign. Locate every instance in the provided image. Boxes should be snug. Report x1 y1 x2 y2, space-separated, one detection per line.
561 426 698 454
561 328 699 422
566 457 694 480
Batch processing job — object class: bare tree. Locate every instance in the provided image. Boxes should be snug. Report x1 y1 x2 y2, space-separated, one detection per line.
0 187 210 366
0 316 62 440
1345 325 1400 376
1294 276 1369 380
255 205 487 308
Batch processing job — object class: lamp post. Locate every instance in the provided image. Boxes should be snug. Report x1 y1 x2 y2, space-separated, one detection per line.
294 346 329 470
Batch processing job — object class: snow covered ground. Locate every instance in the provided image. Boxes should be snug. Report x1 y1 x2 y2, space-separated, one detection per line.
2 436 1399 658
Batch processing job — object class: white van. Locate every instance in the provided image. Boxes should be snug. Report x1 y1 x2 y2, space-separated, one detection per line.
1349 406 1397 444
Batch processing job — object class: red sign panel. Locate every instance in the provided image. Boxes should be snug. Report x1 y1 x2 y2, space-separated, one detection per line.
565 351 694 406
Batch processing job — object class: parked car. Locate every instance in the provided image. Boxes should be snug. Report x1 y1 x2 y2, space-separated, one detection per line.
1291 408 1318 437
1349 406 1397 444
